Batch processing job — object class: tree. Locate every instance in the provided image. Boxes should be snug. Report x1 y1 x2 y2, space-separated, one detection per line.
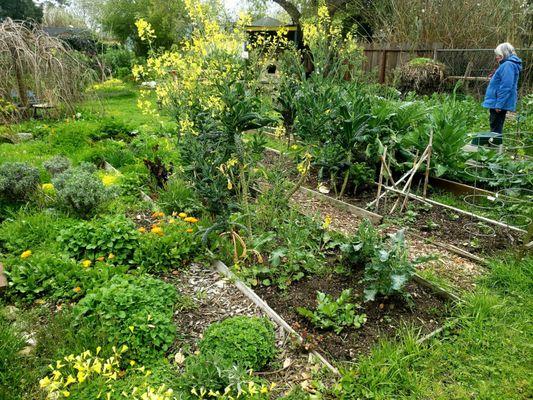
73 0 190 55
0 0 44 22
270 0 356 24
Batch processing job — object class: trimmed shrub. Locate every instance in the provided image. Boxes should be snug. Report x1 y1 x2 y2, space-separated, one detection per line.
43 155 71 176
0 162 40 202
199 316 276 371
395 58 447 95
52 166 108 218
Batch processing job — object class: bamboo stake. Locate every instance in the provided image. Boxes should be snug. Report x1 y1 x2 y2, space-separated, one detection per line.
390 148 429 214
423 131 433 198
375 146 387 212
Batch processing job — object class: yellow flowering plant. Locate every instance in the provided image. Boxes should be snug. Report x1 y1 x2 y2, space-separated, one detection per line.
40 346 175 400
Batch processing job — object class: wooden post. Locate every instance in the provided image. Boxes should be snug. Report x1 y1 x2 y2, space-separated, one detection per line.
423 131 433 198
379 50 388 83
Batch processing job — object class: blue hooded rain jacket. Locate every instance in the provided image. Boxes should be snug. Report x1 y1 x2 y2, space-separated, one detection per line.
482 55 522 112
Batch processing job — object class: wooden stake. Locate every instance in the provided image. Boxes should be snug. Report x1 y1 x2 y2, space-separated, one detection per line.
423 131 433 198
375 146 387 212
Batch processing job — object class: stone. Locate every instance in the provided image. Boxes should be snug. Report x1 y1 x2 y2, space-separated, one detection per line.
4 305 19 321
16 132 33 142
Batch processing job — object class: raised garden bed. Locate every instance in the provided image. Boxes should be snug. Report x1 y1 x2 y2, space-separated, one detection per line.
255 270 448 361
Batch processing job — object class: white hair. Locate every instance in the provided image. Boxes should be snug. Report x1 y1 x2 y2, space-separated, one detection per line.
494 42 516 59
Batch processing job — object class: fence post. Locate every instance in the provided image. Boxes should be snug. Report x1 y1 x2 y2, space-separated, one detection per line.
379 50 388 83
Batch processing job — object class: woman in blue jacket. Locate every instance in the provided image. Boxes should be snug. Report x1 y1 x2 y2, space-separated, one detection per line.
482 42 522 134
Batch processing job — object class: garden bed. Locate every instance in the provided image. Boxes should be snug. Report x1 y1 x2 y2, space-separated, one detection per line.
263 148 523 256
255 270 447 361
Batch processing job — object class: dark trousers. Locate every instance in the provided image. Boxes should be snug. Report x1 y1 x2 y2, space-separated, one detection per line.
489 108 507 134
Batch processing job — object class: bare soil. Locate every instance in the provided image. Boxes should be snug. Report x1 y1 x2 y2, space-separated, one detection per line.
255 270 447 361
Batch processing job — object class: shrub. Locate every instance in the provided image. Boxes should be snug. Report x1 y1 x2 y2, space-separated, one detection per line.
133 219 202 272
43 155 71 176
0 162 40 202
199 316 276 371
73 275 177 361
52 166 109 218
58 215 139 265
4 251 127 302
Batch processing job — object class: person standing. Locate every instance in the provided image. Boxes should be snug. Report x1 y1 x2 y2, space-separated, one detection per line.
482 42 522 135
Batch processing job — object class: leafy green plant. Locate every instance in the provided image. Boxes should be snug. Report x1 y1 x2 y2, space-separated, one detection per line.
52 166 109 218
198 316 276 371
176 354 252 397
4 251 127 302
133 219 202 272
57 215 139 265
363 230 415 301
43 155 72 176
73 275 177 361
0 162 40 202
341 219 383 266
297 289 367 334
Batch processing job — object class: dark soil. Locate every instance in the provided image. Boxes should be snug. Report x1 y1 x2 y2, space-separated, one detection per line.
254 270 447 361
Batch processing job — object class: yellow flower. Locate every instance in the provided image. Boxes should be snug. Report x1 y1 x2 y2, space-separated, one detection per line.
101 174 119 187
186 228 193 233
81 260 92 268
152 211 165 218
20 250 32 259
129 325 135 332
184 217 199 223
322 215 332 229
42 183 55 193
151 226 164 236
73 287 82 293
108 253 115 260
178 212 187 218
96 256 105 262
138 227 146 233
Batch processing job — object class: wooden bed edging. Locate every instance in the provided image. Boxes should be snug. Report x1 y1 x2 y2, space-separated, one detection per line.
412 273 462 303
212 260 340 376
298 186 383 225
428 176 495 197
380 183 527 234
408 232 488 265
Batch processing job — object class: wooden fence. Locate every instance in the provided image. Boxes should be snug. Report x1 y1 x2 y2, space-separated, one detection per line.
362 45 533 96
